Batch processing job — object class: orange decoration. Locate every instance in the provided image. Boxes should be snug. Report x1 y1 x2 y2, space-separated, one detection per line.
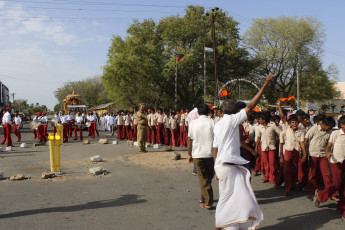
252 106 261 112
208 104 214 110
279 96 296 102
219 89 232 98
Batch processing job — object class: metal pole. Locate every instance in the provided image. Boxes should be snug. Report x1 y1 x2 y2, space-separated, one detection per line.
204 44 206 103
297 65 300 109
175 52 177 110
212 17 218 101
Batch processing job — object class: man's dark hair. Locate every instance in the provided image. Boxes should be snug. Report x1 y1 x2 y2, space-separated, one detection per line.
222 99 238 115
193 99 202 108
296 110 306 117
258 111 270 123
338 115 345 128
288 114 298 124
273 115 281 121
314 114 326 124
300 113 310 121
247 114 255 122
322 117 335 128
197 104 210 116
236 101 246 111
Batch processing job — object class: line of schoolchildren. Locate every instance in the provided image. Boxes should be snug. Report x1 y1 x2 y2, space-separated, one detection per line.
0 108 24 146
238 100 345 219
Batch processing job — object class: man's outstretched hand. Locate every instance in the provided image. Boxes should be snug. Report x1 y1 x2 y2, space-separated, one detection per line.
266 74 275 82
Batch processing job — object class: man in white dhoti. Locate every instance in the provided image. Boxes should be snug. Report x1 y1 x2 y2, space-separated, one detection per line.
213 74 274 230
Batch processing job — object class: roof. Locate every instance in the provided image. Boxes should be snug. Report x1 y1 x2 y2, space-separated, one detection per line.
89 102 115 110
67 105 88 108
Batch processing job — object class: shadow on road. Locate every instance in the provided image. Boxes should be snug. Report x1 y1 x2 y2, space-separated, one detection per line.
255 187 309 205
0 194 147 219
260 208 340 230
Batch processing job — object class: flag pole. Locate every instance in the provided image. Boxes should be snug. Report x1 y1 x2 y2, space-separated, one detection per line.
175 50 177 110
204 43 206 103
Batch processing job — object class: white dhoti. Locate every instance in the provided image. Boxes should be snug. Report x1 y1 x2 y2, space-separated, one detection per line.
215 164 263 230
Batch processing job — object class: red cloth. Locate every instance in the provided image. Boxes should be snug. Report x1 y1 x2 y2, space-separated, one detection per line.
179 126 185 147
117 125 123 140
171 128 179 146
275 163 285 187
37 125 46 143
150 126 156 144
132 125 137 141
298 157 308 189
2 123 12 146
184 126 189 147
68 121 73 137
164 128 171 146
43 124 48 139
33 129 37 139
125 125 131 140
253 143 264 174
74 126 83 140
308 156 332 195
147 127 151 143
13 124 21 142
63 123 69 142
284 149 299 193
156 124 163 144
261 150 277 183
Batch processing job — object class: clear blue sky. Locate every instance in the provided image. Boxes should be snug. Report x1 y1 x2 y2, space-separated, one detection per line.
0 0 344 109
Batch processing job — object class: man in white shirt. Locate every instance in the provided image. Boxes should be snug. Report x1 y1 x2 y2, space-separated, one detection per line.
37 112 47 143
188 104 215 209
1 107 12 146
13 111 23 142
86 110 97 139
60 111 69 142
116 111 124 140
131 112 138 140
213 74 274 230
108 112 116 136
74 111 84 140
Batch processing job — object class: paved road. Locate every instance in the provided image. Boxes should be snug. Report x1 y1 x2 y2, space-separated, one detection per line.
0 124 344 230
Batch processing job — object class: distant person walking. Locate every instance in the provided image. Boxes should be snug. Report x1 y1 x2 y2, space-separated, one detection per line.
137 103 148 152
1 107 12 147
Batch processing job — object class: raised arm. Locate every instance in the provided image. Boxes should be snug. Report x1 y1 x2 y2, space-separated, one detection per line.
245 74 275 114
277 100 287 124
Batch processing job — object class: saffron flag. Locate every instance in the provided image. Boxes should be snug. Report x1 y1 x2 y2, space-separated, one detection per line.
175 53 185 61
279 96 296 102
204 47 213 53
253 106 261 112
208 104 214 110
219 89 231 98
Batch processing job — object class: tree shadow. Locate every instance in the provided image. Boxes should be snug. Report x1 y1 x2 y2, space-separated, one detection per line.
259 208 340 230
0 194 147 219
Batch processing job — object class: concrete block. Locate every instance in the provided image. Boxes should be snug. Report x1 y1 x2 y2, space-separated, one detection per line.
10 174 29 181
89 167 105 175
112 140 118 145
99 138 108 144
133 142 138 146
90 155 102 162
83 140 90 145
41 172 55 179
171 151 181 160
6 146 12 151
153 144 160 149
20 143 29 148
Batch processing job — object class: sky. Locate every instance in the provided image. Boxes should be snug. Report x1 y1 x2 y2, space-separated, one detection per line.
1 0 345 110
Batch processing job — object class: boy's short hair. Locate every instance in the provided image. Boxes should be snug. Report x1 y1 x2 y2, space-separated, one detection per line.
258 111 270 123
222 99 238 115
300 113 310 120
322 117 336 128
197 104 210 116
296 110 306 117
247 114 255 122
236 101 246 111
314 114 326 124
338 115 345 128
171 112 176 116
288 114 298 124
273 115 281 121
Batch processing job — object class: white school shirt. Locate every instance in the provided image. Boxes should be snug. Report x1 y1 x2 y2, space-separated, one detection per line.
213 109 248 166
75 115 84 123
54 114 61 123
179 113 185 126
149 113 156 126
2 112 12 124
329 129 345 164
87 114 96 122
132 114 138 125
188 115 214 158
14 116 22 125
163 114 169 129
116 115 124 125
169 118 177 130
61 115 68 124
124 115 131 126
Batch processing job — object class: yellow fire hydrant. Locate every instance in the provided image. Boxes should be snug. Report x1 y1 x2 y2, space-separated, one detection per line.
48 126 62 173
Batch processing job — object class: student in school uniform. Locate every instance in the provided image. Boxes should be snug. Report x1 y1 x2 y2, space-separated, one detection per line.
42 112 48 139
252 113 264 176
255 111 281 183
124 111 131 140
155 108 164 144
131 112 138 141
179 109 186 147
314 116 345 220
13 111 22 142
305 117 335 196
1 107 12 147
184 108 189 147
86 111 96 139
37 112 47 143
278 102 307 196
92 111 99 137
149 109 156 144
116 111 124 140
32 112 38 139
169 112 178 147
53 111 61 135
74 111 84 140
163 109 170 146
60 111 69 142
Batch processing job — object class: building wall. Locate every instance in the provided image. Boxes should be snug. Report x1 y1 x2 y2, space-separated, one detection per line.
335 82 345 99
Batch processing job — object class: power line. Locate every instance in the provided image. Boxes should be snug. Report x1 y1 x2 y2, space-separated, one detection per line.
0 73 67 84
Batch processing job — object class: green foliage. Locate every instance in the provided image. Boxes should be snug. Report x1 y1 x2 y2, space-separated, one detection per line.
243 16 335 102
54 76 110 107
102 5 255 108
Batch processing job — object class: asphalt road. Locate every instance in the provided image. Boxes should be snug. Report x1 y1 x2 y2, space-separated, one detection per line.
0 124 344 230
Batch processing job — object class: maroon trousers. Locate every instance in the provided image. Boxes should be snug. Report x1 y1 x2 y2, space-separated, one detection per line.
261 150 277 183
37 125 47 143
308 156 332 195
67 121 73 137
156 123 163 144
117 125 124 140
164 128 171 146
284 149 300 193
88 122 95 138
13 124 21 142
171 128 179 146
318 162 345 218
33 129 37 139
2 123 12 146
132 125 137 141
275 163 285 187
298 157 308 189
150 126 156 144
179 126 185 147
74 126 83 140
125 125 131 140
63 123 69 142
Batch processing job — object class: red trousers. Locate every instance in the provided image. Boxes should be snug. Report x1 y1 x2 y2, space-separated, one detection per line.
298 157 308 189
308 156 332 195
53 126 57 136
63 123 69 142
284 149 300 193
253 143 264 174
125 125 131 140
179 126 185 147
33 129 37 139
164 128 171 146
13 124 21 141
171 128 179 146
318 161 345 218
184 126 189 147
275 163 285 186
132 125 137 141
67 122 73 137
2 123 12 146
261 150 277 183
43 124 48 139
117 125 123 140
156 123 163 144
38 125 47 142
147 127 151 143
74 127 83 140
150 126 156 144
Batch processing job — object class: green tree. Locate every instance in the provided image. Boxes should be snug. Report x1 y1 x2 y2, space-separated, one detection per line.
102 5 254 108
243 16 336 102
54 76 110 107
